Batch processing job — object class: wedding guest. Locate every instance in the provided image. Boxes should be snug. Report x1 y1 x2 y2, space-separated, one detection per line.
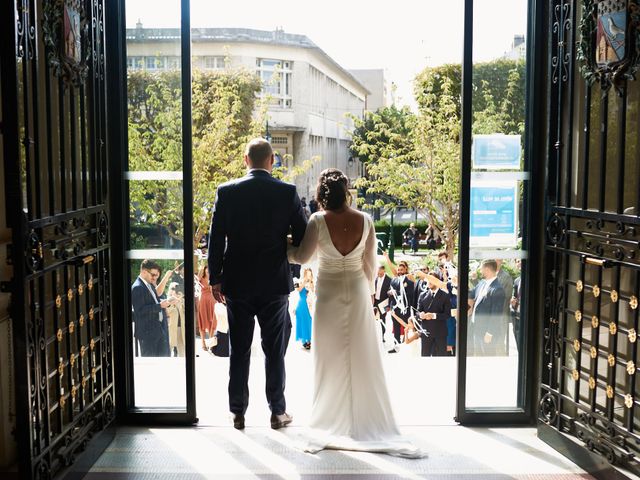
197 265 217 351
424 223 440 250
296 267 314 350
446 275 458 356
416 271 451 356
469 260 507 356
131 259 175 357
166 282 186 357
510 259 522 352
401 318 422 356
373 265 392 341
388 260 414 349
402 223 419 254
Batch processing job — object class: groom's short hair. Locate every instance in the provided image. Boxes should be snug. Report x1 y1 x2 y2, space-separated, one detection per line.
245 138 273 166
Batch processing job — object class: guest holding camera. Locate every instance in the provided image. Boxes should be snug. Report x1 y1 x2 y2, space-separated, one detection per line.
415 270 451 356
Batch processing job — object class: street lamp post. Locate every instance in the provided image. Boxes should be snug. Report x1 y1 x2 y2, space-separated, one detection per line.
265 120 271 143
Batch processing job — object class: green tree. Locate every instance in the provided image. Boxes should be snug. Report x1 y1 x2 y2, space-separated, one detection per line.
413 75 461 256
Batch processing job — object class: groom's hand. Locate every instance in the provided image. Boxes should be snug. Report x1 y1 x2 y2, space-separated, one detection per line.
212 283 225 304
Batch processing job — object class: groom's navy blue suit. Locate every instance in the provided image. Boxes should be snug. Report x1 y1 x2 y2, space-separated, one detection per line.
208 169 308 416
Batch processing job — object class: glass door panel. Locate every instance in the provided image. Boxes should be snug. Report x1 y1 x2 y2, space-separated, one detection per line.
458 0 531 417
124 0 193 413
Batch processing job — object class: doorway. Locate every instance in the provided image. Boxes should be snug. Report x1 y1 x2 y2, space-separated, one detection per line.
114 0 538 430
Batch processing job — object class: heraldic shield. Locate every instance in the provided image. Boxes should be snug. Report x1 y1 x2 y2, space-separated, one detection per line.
579 0 640 90
596 0 628 67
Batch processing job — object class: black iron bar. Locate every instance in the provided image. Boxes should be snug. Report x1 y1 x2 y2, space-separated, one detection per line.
70 89 78 211
616 84 628 214
28 1 42 220
564 0 576 208
608 266 621 421
598 87 609 212
44 54 56 215
80 86 89 208
591 267 603 413
581 85 591 210
58 77 67 213
628 270 639 432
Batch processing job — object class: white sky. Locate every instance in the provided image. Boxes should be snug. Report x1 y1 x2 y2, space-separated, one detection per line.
125 0 528 110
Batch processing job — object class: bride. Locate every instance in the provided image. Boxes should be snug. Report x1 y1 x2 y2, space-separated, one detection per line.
288 168 425 458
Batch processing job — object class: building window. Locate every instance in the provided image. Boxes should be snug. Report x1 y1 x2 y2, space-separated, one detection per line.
203 56 225 70
257 58 292 109
272 136 288 145
166 56 180 69
127 56 143 70
145 56 165 70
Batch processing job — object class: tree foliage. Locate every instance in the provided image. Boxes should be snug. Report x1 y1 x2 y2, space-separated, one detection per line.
351 58 526 256
129 68 263 247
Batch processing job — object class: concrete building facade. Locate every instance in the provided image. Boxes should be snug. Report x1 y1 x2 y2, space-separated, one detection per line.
348 69 390 112
126 25 371 199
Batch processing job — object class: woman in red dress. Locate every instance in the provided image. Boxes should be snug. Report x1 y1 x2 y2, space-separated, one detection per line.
197 265 217 351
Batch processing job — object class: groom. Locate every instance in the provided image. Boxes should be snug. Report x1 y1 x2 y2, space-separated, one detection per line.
208 138 308 430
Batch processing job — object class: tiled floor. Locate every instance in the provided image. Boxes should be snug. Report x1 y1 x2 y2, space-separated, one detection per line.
84 425 595 479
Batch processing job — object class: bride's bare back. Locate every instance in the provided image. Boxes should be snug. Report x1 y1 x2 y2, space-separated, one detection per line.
322 207 365 256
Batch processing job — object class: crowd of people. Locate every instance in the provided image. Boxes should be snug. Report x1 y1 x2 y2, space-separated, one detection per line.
366 250 522 358
130 259 230 358
131 252 522 360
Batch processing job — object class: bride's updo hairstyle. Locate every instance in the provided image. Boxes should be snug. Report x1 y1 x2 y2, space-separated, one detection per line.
316 168 349 211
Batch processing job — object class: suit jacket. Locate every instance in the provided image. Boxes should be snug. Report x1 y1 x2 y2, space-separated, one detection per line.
208 170 308 297
373 274 392 306
413 279 428 309
131 277 169 344
471 277 506 337
417 287 451 322
388 276 414 317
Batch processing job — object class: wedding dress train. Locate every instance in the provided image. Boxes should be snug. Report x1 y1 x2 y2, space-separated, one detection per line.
288 212 425 458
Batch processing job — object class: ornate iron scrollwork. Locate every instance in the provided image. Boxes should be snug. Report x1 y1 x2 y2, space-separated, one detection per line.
540 393 559 423
26 230 44 272
547 214 567 245
98 212 108 244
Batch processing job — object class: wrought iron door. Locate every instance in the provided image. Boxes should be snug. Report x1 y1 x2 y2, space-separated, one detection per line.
539 0 640 475
2 0 114 478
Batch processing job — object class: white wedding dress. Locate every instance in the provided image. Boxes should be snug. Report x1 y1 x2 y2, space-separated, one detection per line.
288 212 425 458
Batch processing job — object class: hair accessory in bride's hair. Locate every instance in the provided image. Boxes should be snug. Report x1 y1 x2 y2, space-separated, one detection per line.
316 168 349 211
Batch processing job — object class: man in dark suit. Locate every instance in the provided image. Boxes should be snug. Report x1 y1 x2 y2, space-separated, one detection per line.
469 260 507 356
373 265 392 340
388 260 414 348
208 138 308 430
131 259 175 357
417 271 451 356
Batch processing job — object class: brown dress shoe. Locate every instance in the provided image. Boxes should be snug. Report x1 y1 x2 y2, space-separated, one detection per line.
270 412 293 429
232 413 245 430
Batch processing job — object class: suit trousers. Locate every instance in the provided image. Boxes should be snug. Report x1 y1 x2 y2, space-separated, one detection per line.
374 300 387 339
392 310 410 343
420 318 448 356
226 295 292 416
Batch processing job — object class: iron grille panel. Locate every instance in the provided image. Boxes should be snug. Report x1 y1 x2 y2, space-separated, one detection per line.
7 0 115 478
541 0 640 474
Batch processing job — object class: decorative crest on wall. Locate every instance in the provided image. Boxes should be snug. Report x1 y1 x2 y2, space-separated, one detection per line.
42 0 90 84
578 0 640 91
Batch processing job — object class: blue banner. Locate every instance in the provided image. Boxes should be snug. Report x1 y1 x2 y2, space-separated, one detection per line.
470 182 518 247
472 134 521 169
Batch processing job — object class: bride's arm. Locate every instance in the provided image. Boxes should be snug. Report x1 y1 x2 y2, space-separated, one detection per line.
288 214 319 265
362 215 377 294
